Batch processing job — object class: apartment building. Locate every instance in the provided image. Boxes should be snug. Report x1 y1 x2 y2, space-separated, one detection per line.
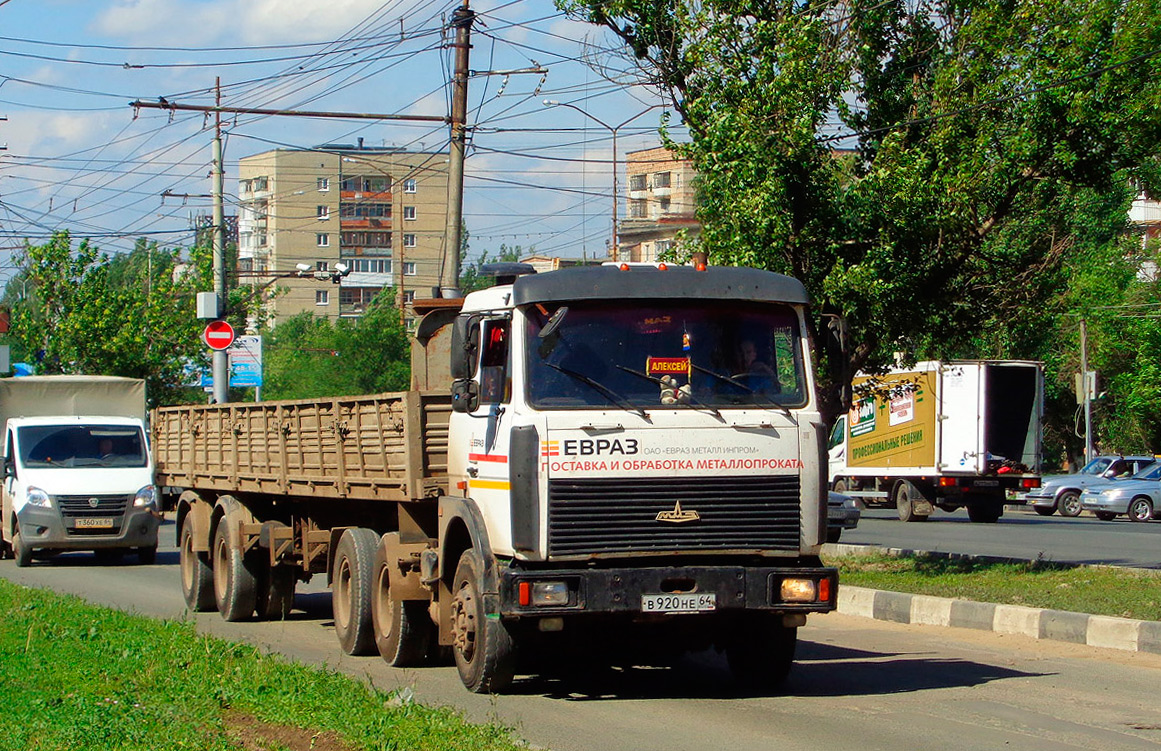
618 145 700 263
237 144 450 327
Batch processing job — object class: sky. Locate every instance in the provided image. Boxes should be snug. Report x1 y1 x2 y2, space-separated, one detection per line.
0 0 684 284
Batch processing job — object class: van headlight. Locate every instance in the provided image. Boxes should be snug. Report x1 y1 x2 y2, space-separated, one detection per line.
26 486 51 508
134 485 158 509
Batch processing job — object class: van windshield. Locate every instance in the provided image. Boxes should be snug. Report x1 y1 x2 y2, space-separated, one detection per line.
524 300 807 410
17 425 147 468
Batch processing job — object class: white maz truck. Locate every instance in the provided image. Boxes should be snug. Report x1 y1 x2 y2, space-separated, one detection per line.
156 263 838 693
828 360 1043 523
1 376 160 566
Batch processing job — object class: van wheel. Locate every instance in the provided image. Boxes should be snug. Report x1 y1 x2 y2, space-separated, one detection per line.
894 482 928 522
12 530 32 568
332 528 379 655
371 535 431 667
180 521 215 611
451 549 516 693
213 514 258 621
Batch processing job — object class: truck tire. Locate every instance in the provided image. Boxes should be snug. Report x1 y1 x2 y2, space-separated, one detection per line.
332 527 379 656
371 536 431 667
213 514 258 621
894 481 928 522
256 564 296 621
451 549 516 693
1057 490 1083 518
180 521 215 612
12 530 32 568
967 504 1002 523
726 616 797 690
1128 497 1155 523
832 479 848 494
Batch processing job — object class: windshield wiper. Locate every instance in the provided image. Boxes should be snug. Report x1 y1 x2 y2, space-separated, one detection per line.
544 362 650 421
614 364 724 422
691 365 794 420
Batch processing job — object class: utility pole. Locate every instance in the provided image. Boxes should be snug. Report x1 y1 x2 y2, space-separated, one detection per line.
442 0 473 298
211 78 228 404
1080 318 1093 465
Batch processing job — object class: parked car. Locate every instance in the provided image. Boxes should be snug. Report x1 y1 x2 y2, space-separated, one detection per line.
827 491 861 543
1024 454 1157 517
1079 461 1161 522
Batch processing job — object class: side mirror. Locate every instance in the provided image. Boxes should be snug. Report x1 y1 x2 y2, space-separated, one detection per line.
450 315 481 381
3 458 14 479
451 379 479 413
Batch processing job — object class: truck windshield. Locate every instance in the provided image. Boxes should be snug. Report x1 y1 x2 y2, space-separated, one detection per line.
524 300 807 410
17 425 147 468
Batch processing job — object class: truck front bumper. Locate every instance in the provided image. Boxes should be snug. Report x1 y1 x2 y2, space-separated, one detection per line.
15 504 161 552
497 562 837 618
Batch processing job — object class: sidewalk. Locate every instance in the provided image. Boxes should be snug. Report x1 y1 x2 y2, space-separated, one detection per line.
825 544 1161 656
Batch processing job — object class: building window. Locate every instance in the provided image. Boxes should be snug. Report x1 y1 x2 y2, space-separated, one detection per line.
317 177 330 191
628 174 646 191
405 317 417 331
316 233 330 247
340 176 390 193
351 259 391 274
340 287 380 311
257 233 268 247
402 290 415 304
403 178 417 193
339 203 391 219
659 197 671 213
316 290 329 306
654 172 671 188
403 261 417 276
403 234 416 248
317 205 330 220
254 176 268 192
629 199 646 218
403 205 416 221
316 261 329 272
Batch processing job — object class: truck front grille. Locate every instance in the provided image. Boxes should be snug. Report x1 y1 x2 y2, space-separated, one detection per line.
55 494 132 517
547 475 801 556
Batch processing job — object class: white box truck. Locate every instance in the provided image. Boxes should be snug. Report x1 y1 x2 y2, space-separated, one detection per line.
0 376 160 565
827 360 1043 523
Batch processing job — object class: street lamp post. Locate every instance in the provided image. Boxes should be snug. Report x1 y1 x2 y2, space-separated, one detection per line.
543 100 666 261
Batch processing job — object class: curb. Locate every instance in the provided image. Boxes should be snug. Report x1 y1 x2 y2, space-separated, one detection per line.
823 543 1161 655
836 585 1161 655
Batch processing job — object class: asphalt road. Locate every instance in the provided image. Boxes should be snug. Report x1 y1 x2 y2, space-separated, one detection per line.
840 505 1161 568
4 518 1161 750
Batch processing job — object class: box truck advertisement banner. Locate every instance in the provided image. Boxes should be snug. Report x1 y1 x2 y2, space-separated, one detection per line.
848 370 937 468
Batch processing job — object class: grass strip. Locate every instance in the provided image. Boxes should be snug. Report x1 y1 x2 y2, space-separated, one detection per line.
0 578 526 751
828 552 1161 622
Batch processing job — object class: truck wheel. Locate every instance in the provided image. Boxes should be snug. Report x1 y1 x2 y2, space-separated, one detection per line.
1057 491 1082 518
450 549 516 693
894 482 928 522
332 527 379 655
256 564 296 621
12 530 32 568
180 521 215 612
832 479 848 494
825 528 842 543
967 504 1002 523
1095 511 1118 521
213 515 258 621
137 545 157 565
1128 497 1155 523
371 537 431 667
727 616 797 690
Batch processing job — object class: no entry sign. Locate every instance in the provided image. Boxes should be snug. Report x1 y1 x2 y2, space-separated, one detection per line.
203 320 236 351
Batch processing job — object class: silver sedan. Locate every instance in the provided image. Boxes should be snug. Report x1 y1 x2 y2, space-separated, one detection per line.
1079 462 1161 522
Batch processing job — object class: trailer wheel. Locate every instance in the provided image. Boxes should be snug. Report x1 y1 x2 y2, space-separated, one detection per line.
213 514 258 621
180 521 215 612
332 527 379 655
371 537 431 667
726 616 797 690
450 549 516 693
894 481 928 522
1057 490 1083 518
256 564 296 621
967 504 1003 523
12 529 32 568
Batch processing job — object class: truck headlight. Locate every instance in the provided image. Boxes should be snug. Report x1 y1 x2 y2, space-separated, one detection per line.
780 578 818 602
26 486 51 509
134 485 158 509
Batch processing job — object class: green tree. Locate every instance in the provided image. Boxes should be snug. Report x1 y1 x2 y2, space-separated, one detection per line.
459 244 526 293
3 232 261 405
563 0 1161 423
261 289 410 400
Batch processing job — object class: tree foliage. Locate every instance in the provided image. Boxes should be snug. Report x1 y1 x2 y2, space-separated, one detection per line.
562 0 1161 423
261 289 410 400
3 232 260 406
459 244 526 293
